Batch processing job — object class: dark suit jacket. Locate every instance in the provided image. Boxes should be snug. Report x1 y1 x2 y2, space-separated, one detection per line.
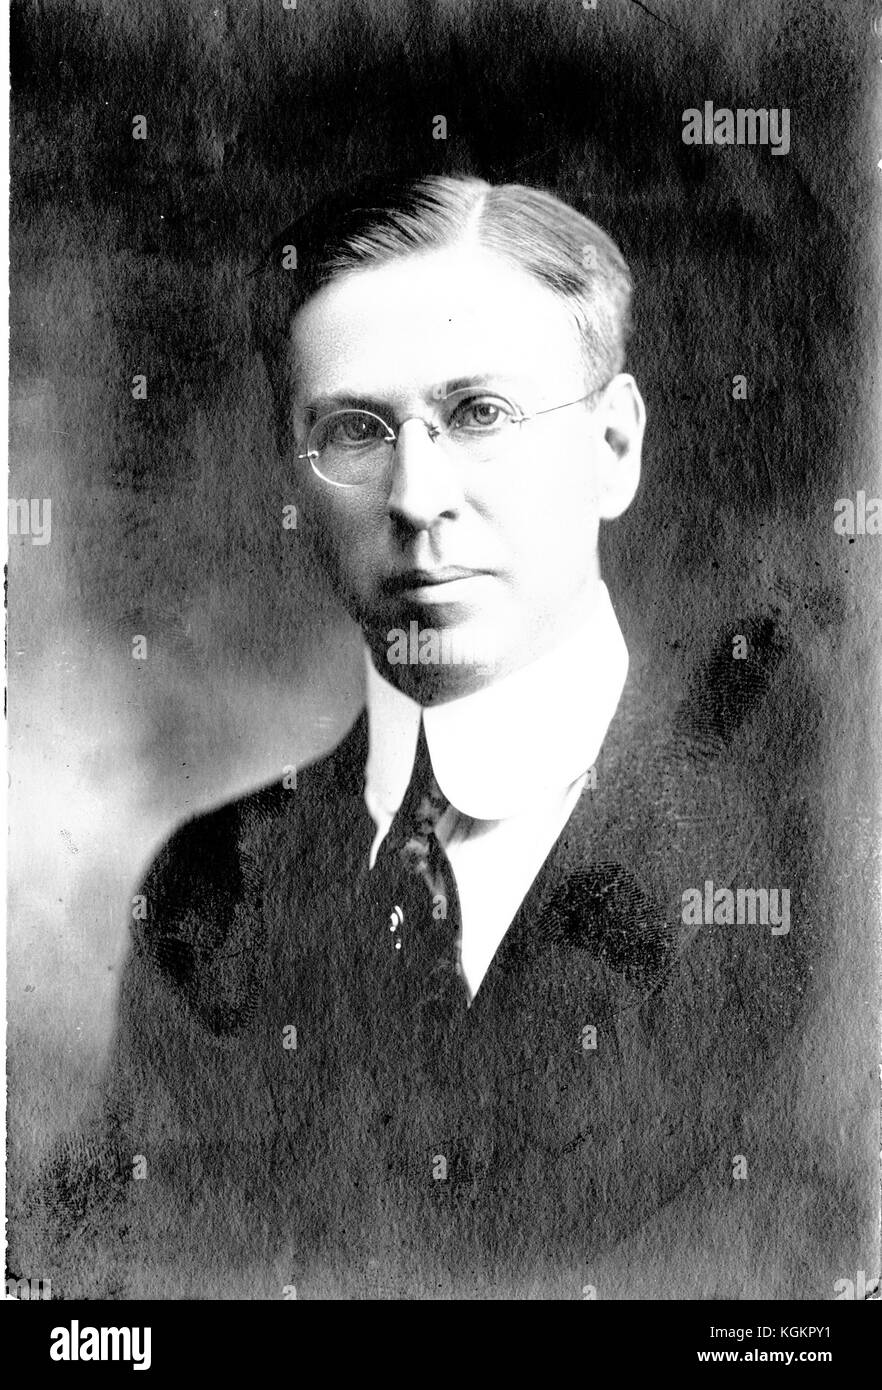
18 621 831 1298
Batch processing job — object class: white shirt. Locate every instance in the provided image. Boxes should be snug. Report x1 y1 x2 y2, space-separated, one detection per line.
364 583 629 1001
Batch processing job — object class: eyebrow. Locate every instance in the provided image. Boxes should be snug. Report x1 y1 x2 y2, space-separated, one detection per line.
299 375 531 417
299 392 392 418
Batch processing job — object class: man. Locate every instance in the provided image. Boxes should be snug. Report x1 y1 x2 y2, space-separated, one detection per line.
21 176 821 1298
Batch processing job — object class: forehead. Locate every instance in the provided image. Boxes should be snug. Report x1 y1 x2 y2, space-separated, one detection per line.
290 244 584 401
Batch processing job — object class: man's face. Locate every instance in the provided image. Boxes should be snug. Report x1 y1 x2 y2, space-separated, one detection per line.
290 243 643 699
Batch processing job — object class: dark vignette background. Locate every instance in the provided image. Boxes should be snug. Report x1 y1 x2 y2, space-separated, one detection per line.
8 0 880 1287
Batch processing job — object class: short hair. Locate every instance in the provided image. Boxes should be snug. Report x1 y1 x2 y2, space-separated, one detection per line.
251 174 634 452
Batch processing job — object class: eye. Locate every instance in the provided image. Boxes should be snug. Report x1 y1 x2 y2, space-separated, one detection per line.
319 411 391 449
446 394 516 433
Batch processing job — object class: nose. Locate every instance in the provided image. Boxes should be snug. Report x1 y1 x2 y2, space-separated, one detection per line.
386 417 463 530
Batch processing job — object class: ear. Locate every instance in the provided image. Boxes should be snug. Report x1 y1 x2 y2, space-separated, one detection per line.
593 373 645 520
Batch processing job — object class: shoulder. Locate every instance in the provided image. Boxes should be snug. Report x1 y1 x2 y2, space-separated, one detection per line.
583 610 822 877
141 711 368 897
128 714 368 1032
609 610 820 772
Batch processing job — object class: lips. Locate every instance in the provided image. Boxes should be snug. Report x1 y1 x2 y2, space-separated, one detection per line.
382 566 491 595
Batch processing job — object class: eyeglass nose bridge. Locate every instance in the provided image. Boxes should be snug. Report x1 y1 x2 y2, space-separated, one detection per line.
386 414 443 447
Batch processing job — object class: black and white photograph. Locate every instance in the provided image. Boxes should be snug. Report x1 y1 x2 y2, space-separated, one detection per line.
5 0 881 1324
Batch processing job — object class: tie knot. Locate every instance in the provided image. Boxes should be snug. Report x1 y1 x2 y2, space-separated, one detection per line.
384 719 449 859
407 717 448 815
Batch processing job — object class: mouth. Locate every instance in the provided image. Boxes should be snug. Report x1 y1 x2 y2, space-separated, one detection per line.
382 567 494 601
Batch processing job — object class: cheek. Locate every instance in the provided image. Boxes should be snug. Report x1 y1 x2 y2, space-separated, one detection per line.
484 458 599 569
302 488 394 595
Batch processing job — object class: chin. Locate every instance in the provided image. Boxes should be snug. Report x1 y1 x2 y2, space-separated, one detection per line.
364 614 505 700
384 657 502 706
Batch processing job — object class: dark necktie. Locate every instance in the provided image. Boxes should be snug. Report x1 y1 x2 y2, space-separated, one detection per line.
370 719 470 1017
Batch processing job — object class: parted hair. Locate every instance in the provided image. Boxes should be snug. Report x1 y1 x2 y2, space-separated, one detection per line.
250 174 634 452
